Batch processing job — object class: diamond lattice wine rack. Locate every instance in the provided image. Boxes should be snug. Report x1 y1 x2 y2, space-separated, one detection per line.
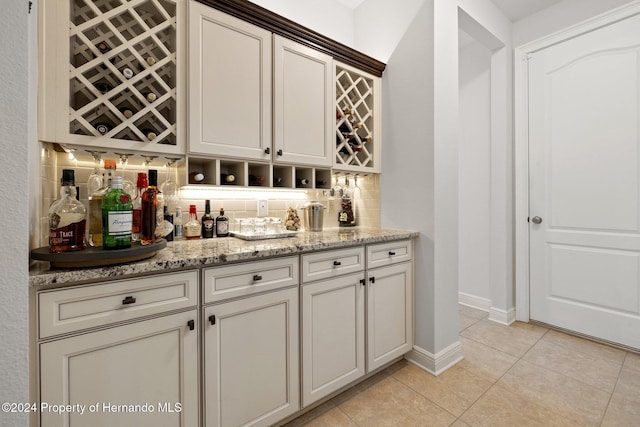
40 0 184 154
334 63 380 173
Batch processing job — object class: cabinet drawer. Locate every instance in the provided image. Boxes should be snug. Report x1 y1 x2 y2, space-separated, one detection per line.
301 247 365 283
367 240 412 269
38 270 198 339
203 256 299 304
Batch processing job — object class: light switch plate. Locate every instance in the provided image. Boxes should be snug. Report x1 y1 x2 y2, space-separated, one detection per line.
257 199 268 217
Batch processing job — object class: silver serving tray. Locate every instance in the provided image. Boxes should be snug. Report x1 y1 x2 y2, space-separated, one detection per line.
230 231 298 241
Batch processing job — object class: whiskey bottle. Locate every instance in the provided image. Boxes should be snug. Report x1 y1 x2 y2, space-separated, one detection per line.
49 169 86 253
141 169 160 245
89 159 117 247
215 208 229 237
131 172 147 242
184 205 201 240
101 176 133 250
201 200 214 239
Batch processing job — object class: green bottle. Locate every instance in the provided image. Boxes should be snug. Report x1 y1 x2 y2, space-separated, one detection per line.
102 176 133 250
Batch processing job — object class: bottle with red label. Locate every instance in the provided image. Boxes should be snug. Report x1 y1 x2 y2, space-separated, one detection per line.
49 169 87 253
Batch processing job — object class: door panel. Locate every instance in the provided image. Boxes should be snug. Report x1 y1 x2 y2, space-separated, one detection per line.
529 13 640 349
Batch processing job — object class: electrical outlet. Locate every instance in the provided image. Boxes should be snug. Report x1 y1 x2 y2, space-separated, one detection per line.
257 199 268 217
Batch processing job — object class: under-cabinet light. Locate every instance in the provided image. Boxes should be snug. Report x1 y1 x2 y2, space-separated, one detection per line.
180 186 310 201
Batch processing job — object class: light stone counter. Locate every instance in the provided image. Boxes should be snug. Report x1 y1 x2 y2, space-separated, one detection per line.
29 227 418 288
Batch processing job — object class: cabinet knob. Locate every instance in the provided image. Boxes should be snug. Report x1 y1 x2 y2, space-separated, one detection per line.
209 315 216 325
253 274 263 281
187 320 195 331
360 278 366 286
122 296 136 305
333 261 342 266
369 277 375 284
388 251 396 256
264 147 270 155
277 149 283 156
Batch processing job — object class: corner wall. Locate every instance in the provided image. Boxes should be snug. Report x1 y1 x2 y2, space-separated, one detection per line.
0 0 32 423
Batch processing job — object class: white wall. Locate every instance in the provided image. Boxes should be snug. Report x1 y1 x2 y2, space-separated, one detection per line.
458 35 492 308
513 0 636 46
248 0 356 47
0 0 32 423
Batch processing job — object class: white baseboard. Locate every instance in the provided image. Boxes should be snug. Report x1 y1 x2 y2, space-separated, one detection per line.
404 341 464 376
489 306 516 325
458 292 491 312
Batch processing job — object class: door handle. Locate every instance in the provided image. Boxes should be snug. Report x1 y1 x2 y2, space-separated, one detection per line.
531 216 543 224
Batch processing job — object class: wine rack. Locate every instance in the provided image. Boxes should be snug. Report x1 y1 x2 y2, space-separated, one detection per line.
334 62 381 173
40 0 184 154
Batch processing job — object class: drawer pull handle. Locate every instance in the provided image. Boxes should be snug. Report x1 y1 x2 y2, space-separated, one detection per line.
333 261 342 266
209 315 216 325
277 149 283 156
389 251 396 256
187 320 195 331
369 277 376 284
122 296 136 305
253 274 263 281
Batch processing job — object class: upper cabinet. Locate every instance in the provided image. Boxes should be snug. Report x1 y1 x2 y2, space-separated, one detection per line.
334 62 382 173
188 3 272 160
273 35 333 167
39 0 186 155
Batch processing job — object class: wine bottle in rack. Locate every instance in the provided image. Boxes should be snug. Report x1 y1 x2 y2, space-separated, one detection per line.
94 81 113 94
95 41 111 54
120 107 134 119
296 178 310 186
120 67 134 79
144 92 157 103
249 174 266 185
189 172 205 184
94 122 110 135
146 56 157 66
141 129 157 141
220 173 235 184
273 176 283 186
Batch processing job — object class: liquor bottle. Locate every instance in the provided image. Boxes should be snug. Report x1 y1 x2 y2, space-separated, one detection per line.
215 208 229 237
201 200 214 239
163 206 174 242
174 206 183 240
89 159 117 247
184 205 201 240
101 176 133 250
49 169 86 253
220 173 235 184
189 172 205 184
338 185 356 227
131 172 147 242
141 169 160 245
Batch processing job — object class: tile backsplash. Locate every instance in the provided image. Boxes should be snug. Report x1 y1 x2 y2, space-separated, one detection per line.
38 143 380 247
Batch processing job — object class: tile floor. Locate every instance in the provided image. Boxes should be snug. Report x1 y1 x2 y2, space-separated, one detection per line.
284 305 640 427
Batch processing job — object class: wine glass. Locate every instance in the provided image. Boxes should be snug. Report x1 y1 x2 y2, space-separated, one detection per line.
160 157 180 211
85 150 106 195
142 155 158 167
115 152 136 195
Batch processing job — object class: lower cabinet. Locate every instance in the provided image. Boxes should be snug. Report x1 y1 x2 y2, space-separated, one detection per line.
367 261 413 371
39 310 199 427
203 286 299 427
301 272 365 407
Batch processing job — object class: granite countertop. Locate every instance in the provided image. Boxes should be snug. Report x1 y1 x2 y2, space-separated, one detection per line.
29 227 418 288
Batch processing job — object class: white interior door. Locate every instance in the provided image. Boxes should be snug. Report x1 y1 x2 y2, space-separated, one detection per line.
529 13 640 350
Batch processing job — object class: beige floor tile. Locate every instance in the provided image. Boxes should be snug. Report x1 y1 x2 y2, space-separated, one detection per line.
391 362 492 417
461 383 584 427
623 351 640 372
458 337 518 382
459 305 488 320
601 394 640 427
460 319 548 357
459 313 482 331
498 360 610 426
541 329 627 364
338 376 456 427
450 420 471 427
522 338 622 392
302 407 357 427
613 365 640 404
282 402 336 427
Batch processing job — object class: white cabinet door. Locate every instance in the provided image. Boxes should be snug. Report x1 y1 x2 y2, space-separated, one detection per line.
367 262 413 371
189 3 272 159
273 35 333 167
203 287 299 427
39 310 198 427
301 272 365 407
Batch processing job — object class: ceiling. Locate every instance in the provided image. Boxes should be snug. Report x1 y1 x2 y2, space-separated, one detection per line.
335 0 565 22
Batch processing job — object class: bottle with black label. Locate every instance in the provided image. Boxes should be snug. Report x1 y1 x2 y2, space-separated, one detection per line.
163 206 174 241
215 208 229 237
201 200 214 239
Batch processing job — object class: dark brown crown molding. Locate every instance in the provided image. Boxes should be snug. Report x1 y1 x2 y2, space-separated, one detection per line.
195 0 386 77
